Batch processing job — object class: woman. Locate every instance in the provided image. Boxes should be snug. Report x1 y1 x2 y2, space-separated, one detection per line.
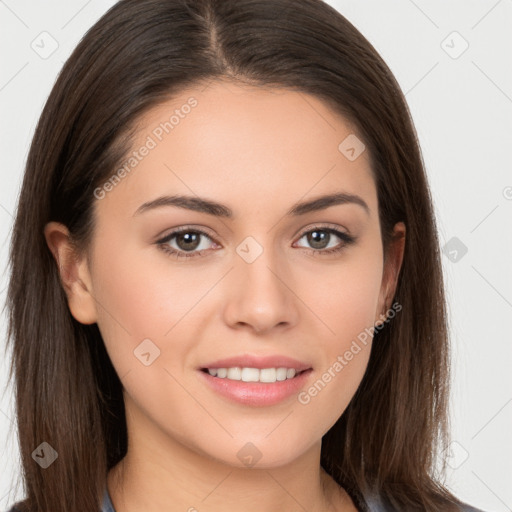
4 0 488 511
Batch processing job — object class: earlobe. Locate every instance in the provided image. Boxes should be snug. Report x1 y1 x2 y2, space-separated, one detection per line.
375 222 406 326
43 221 97 325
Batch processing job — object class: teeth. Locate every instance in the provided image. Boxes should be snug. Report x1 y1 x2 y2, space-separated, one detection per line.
276 368 287 381
227 367 242 380
241 367 259 382
206 367 298 383
259 368 276 382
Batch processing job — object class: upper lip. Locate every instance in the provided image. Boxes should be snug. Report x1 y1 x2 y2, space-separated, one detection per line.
200 354 312 372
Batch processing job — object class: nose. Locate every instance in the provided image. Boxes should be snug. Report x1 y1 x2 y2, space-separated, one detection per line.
222 243 299 334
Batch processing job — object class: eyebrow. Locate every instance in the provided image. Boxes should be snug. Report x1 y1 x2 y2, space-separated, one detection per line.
133 192 370 218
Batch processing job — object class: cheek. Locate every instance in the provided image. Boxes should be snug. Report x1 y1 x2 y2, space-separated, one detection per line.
91 235 201 331
294 263 381 430
296 341 371 441
89 237 194 378
297 247 384 344
292 245 382 418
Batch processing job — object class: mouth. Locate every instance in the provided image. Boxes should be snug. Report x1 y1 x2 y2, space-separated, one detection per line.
197 367 314 407
200 367 312 384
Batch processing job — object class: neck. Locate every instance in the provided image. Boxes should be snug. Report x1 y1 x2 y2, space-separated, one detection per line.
106 391 357 512
107 437 355 512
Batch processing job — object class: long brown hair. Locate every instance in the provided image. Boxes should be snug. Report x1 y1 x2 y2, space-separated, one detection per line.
5 0 465 510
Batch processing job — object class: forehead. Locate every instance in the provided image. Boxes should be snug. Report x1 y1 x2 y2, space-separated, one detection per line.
96 81 376 219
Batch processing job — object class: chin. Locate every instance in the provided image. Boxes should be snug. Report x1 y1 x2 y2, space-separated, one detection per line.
197 435 315 470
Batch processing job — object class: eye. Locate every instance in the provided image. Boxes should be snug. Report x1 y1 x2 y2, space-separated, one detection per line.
156 227 218 259
156 224 356 260
294 225 355 256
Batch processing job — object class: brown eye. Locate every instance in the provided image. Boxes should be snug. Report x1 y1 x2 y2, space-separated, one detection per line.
295 226 355 255
157 228 217 259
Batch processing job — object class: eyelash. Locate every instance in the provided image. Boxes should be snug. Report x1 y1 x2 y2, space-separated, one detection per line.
156 224 356 260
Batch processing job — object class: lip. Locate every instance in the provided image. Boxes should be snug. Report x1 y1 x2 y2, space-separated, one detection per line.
197 367 313 407
199 354 312 372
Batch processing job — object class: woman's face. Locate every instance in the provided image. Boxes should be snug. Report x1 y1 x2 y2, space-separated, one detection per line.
57 81 404 468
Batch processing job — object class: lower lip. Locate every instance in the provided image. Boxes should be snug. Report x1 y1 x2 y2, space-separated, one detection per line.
197 369 313 407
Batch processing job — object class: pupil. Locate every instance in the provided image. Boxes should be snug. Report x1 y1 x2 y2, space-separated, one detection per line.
178 232 200 251
309 230 328 249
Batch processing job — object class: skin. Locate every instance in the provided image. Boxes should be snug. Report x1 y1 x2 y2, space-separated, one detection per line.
45 80 405 512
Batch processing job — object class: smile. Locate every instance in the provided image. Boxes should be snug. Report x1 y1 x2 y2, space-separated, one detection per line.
198 368 313 407
202 367 304 383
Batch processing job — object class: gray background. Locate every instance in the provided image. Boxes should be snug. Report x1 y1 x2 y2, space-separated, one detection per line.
1 1 511 510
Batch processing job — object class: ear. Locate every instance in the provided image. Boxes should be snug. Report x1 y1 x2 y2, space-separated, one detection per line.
374 221 406 327
44 221 97 324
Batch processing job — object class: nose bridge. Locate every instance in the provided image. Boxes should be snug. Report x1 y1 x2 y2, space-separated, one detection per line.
223 233 298 331
235 233 285 298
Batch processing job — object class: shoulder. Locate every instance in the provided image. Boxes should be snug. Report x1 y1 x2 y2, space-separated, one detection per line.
4 502 30 512
5 505 22 512
359 493 490 512
5 488 114 512
458 503 489 512
5 495 113 512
